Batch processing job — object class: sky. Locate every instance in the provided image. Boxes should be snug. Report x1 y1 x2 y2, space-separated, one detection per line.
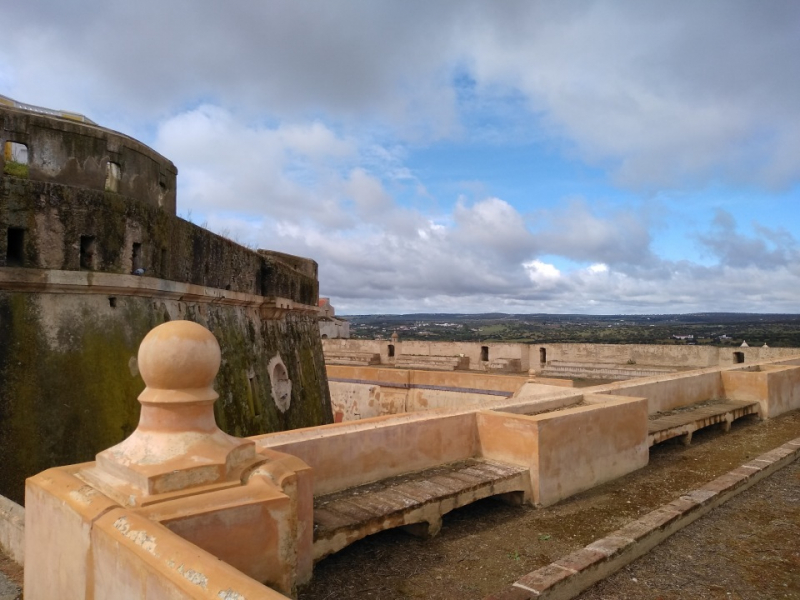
2 1 800 314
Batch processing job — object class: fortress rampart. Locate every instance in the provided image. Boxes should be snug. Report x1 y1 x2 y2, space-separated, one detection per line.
324 338 800 374
1 102 177 212
0 103 333 504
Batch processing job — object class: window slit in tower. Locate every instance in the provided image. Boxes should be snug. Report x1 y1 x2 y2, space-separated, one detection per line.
132 243 142 272
80 236 96 270
6 228 25 266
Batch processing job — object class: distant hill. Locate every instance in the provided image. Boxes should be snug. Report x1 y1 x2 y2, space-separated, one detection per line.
340 313 800 346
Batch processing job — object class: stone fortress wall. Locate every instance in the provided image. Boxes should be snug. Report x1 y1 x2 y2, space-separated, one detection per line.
1 100 178 212
0 102 333 504
324 337 799 374
322 338 800 422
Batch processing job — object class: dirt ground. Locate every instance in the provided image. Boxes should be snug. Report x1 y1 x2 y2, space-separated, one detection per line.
299 410 800 600
577 460 800 600
0 554 22 598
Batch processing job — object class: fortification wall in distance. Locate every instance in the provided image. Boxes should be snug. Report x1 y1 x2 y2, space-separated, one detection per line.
324 338 800 373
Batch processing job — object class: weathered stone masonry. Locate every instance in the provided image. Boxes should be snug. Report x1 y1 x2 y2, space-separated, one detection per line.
0 103 333 504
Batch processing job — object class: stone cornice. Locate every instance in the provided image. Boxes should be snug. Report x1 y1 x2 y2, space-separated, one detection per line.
0 267 317 318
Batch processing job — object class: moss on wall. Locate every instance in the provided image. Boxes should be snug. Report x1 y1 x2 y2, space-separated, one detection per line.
2 162 28 178
0 291 332 505
1 177 317 301
0 293 149 503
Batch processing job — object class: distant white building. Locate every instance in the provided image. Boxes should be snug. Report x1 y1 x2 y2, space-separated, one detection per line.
318 297 350 339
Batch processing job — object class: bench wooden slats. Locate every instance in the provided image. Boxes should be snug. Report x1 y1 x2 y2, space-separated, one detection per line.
648 399 759 446
313 458 530 560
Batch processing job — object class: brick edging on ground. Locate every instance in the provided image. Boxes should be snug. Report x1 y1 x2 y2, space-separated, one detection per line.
484 436 800 600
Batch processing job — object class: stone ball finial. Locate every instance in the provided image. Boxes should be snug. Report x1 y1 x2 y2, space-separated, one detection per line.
94 320 256 499
138 320 220 401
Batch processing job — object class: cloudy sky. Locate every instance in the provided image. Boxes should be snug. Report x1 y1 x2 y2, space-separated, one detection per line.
3 2 799 314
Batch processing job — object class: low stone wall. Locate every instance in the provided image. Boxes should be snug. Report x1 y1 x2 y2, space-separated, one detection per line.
540 361 677 381
256 391 650 508
478 395 649 507
255 412 480 496
323 339 531 372
0 494 24 565
532 342 800 370
722 364 800 418
325 365 527 421
324 339 800 375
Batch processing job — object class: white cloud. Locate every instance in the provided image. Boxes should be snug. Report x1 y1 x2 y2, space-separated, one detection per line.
5 3 800 187
587 263 609 274
3 3 799 313
523 260 562 288
149 105 800 314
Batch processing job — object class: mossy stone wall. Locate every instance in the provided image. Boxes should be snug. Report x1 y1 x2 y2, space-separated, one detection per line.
0 291 332 505
0 105 177 213
1 177 318 304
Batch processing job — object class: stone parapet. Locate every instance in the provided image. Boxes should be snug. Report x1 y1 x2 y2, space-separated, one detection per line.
1 177 318 304
1 104 177 212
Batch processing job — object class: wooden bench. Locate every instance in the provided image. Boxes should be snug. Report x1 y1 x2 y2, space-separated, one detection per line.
394 355 469 371
324 351 381 366
648 399 759 447
313 458 530 561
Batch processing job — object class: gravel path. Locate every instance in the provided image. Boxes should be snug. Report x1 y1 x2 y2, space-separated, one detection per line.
0 556 20 600
577 459 800 600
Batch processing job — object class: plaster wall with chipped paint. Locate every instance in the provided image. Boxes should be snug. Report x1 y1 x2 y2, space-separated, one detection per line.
22 423 323 598
0 494 24 564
